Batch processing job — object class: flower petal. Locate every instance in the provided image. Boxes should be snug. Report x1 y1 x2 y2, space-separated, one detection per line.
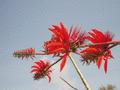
31 69 39 73
60 54 68 71
31 66 40 69
104 60 108 73
97 56 103 69
47 73 51 83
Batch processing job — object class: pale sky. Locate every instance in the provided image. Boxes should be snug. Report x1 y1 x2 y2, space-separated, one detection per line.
0 0 120 90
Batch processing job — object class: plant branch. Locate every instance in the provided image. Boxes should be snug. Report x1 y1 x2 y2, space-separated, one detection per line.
107 43 118 50
21 41 119 56
78 40 120 48
69 53 91 90
45 58 62 72
60 77 78 90
35 52 46 55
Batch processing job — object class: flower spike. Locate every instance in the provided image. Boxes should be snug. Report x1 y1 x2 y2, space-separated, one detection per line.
13 48 36 59
43 22 86 71
31 60 52 82
81 29 113 73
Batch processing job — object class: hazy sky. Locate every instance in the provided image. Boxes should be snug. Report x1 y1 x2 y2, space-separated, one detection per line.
0 0 120 90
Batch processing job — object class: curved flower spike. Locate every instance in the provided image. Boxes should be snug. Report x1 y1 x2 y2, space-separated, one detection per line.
81 29 113 73
31 60 52 82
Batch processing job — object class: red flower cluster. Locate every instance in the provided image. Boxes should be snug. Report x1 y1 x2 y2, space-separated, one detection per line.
81 29 113 73
43 22 86 71
31 60 52 82
13 22 115 82
13 48 36 59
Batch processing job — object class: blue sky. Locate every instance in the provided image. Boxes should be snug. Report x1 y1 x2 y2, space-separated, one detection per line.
0 0 120 90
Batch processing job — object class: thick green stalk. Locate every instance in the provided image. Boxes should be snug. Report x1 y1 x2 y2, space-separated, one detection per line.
69 53 91 90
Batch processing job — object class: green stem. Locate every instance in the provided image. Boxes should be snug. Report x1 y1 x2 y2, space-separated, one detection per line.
69 53 91 90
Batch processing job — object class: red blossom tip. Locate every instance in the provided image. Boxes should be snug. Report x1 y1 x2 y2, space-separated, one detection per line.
13 48 36 59
43 22 70 56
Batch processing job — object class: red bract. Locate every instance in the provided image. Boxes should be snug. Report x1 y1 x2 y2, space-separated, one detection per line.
87 29 113 48
31 60 52 82
81 29 113 73
13 48 36 59
43 22 86 71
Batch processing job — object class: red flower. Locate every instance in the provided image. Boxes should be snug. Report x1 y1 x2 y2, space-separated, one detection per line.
43 22 86 71
31 60 52 82
13 48 36 59
81 29 113 73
